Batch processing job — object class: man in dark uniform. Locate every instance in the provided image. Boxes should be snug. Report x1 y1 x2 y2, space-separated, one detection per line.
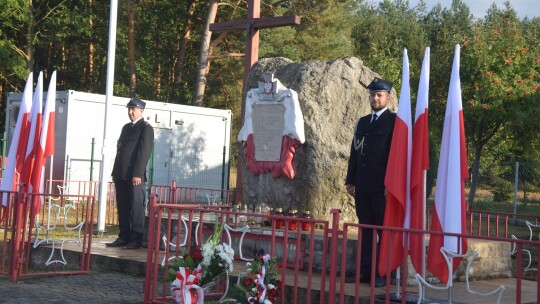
345 77 396 286
106 98 154 249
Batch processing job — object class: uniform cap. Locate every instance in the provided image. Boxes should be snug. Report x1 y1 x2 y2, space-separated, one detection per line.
367 77 393 92
126 98 146 109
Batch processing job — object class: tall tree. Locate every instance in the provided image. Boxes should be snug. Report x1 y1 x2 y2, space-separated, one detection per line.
170 0 198 102
125 0 136 97
86 0 95 91
192 0 219 106
460 4 540 206
352 0 429 87
0 1 28 95
283 0 358 61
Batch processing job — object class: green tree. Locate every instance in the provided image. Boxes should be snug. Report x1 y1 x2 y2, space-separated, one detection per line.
352 0 430 87
279 0 358 61
459 6 540 206
0 0 28 84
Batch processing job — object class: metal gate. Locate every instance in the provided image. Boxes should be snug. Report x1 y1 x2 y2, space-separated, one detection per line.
1 185 96 282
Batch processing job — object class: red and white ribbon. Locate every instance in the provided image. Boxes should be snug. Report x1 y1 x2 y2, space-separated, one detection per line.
247 253 271 303
171 265 204 304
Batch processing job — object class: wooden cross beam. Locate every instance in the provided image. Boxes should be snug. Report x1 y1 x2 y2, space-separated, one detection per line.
209 0 301 120
209 0 301 197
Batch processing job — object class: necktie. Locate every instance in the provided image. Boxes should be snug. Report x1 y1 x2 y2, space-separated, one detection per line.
371 114 377 124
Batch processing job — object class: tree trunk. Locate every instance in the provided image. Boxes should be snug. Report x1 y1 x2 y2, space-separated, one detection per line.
192 0 218 106
26 0 34 74
467 141 483 210
169 0 197 103
86 0 94 91
61 41 66 86
125 0 136 97
153 37 161 100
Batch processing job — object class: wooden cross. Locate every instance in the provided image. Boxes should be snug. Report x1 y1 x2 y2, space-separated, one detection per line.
209 0 301 196
209 0 301 120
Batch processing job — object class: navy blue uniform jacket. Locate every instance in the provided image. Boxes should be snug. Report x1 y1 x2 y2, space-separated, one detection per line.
345 110 396 192
111 119 154 181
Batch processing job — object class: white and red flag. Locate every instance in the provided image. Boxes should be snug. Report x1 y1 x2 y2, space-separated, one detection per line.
0 73 34 208
379 48 412 276
30 71 56 212
427 45 468 284
20 71 44 191
409 47 430 276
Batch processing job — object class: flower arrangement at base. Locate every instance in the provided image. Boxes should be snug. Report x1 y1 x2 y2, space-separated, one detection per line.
164 221 234 304
232 250 281 304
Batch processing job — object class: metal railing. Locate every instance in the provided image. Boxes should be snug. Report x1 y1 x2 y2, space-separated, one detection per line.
0 186 96 282
143 196 539 304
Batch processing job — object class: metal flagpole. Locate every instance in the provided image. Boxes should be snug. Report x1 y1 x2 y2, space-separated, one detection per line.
422 170 427 302
97 0 118 232
48 156 53 194
47 156 54 230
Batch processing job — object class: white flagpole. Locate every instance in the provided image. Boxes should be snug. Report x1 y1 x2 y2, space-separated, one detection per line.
422 170 426 278
97 0 118 232
47 157 54 230
48 156 53 194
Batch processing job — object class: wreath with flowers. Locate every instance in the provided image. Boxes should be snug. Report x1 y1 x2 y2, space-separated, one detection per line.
164 221 234 304
232 250 281 304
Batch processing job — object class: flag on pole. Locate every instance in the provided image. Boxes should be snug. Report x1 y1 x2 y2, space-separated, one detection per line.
427 44 469 284
0 73 33 209
378 48 412 276
20 72 44 191
30 71 56 212
409 47 430 276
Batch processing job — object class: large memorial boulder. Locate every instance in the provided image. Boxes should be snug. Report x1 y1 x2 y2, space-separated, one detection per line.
240 57 397 222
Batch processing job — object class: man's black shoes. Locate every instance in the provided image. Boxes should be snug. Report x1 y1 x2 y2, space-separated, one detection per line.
105 238 141 249
124 240 142 250
344 273 356 283
374 276 386 287
344 273 370 284
344 273 385 287
105 238 128 247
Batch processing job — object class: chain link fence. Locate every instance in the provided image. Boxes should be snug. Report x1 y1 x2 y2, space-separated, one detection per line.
426 161 540 213
1 134 538 213
0 136 232 193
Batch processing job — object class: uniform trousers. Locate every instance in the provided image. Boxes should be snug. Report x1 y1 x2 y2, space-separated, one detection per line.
114 180 146 242
354 191 387 276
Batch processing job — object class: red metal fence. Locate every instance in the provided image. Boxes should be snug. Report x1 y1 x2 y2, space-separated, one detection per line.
3 180 539 302
0 186 96 282
143 195 540 304
41 179 539 239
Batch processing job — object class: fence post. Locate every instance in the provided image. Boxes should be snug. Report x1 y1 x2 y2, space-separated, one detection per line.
169 179 177 204
89 138 95 200
9 185 27 282
513 161 519 220
143 194 158 303
328 209 341 304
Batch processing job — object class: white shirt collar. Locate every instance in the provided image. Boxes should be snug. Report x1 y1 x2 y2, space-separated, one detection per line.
372 107 388 118
132 117 143 125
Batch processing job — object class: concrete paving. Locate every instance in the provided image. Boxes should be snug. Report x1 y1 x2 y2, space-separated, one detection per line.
1 237 538 303
0 272 145 303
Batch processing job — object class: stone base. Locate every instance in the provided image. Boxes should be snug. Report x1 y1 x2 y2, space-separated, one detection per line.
401 237 512 286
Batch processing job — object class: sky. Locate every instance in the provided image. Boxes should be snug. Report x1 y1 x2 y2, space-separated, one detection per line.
402 0 540 19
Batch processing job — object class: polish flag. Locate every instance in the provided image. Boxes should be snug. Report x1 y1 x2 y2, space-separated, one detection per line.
0 73 33 208
409 48 430 276
19 72 44 191
427 45 468 284
30 71 56 212
378 49 412 276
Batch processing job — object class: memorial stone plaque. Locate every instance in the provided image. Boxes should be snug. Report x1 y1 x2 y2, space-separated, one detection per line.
252 104 285 161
